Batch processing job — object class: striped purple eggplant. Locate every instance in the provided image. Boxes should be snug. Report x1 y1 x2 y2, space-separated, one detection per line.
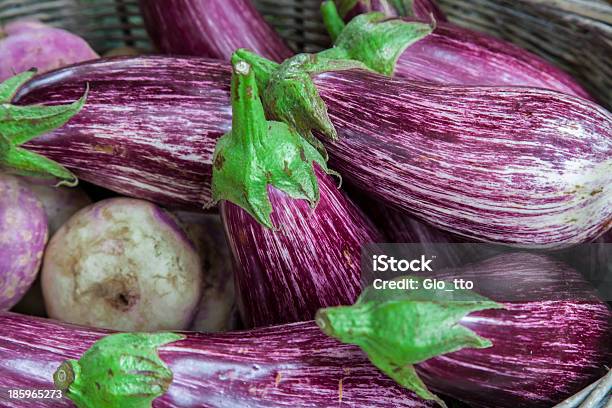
392 21 593 100
13 56 612 246
0 312 432 407
139 0 293 62
211 56 383 327
13 56 231 210
334 0 447 22
308 68 611 247
317 252 611 407
222 166 383 326
324 3 592 100
418 252 612 407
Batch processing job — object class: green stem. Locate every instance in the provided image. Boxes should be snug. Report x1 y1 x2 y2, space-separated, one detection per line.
232 49 279 93
53 333 183 408
321 1 347 42
229 56 267 151
209 53 337 228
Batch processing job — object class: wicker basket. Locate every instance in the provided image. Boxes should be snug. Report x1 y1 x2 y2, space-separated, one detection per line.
1 0 609 107
0 0 610 406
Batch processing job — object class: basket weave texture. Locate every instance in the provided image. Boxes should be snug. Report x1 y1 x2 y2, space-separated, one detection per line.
1 0 610 107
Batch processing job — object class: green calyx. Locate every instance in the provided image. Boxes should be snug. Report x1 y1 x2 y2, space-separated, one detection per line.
238 48 369 146
320 1 434 76
208 54 339 229
53 332 184 408
316 276 503 407
0 70 88 186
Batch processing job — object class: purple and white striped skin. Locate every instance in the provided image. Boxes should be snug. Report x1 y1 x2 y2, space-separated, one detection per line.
0 175 47 310
0 20 98 82
392 21 594 101
0 312 433 408
13 56 232 210
416 252 612 407
139 0 293 62
338 0 447 22
312 69 612 247
222 165 383 327
13 57 611 245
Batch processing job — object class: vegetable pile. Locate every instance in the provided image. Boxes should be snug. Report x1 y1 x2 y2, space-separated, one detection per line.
0 1 610 408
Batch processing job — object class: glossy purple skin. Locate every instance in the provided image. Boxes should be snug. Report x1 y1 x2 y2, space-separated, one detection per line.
222 166 383 327
0 21 98 81
14 56 232 210
14 58 611 245
0 312 432 408
140 0 293 62
342 0 447 22
0 175 47 310
395 21 593 101
418 252 612 407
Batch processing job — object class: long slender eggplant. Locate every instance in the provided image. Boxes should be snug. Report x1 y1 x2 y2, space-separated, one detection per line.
222 166 383 326
322 2 593 101
0 312 432 407
13 56 231 210
318 252 612 407
12 56 612 245
139 0 293 62
333 0 447 22
211 56 383 326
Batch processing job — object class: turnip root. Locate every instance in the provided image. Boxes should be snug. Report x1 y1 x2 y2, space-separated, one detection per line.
0 174 47 310
173 211 237 332
41 198 202 331
0 20 98 81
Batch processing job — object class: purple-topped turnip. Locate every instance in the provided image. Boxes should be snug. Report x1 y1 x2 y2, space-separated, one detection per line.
41 198 202 331
0 174 47 310
0 20 98 81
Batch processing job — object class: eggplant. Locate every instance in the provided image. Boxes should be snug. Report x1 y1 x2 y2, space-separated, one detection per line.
333 0 447 22
318 252 612 407
307 68 611 246
0 312 433 407
322 2 592 101
139 0 293 62
13 56 230 210
12 56 611 245
222 166 383 326
211 56 383 327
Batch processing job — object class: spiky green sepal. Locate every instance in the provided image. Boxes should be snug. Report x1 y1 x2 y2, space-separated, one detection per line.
0 71 87 185
53 332 184 408
320 2 434 76
262 52 369 145
209 55 339 229
316 276 503 407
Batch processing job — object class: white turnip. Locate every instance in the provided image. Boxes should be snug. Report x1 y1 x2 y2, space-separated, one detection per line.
41 198 202 331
